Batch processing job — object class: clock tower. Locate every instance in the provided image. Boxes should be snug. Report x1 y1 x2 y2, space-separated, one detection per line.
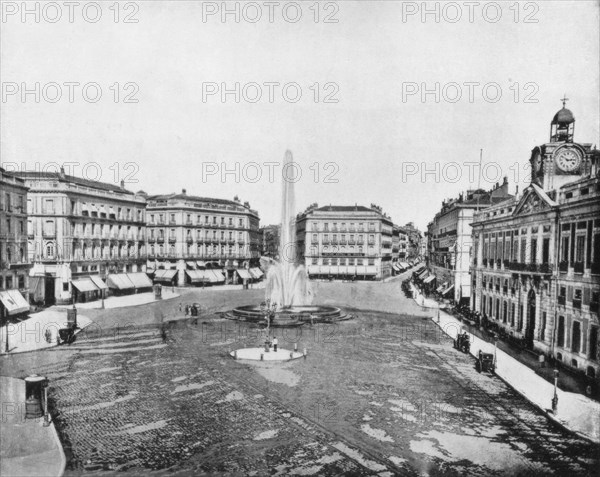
530 97 594 192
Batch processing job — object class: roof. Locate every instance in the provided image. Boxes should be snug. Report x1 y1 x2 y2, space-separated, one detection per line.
13 171 133 195
552 107 575 124
313 205 375 213
147 193 248 208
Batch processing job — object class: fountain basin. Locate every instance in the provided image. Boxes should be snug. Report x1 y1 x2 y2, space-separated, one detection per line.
225 305 352 326
230 348 304 361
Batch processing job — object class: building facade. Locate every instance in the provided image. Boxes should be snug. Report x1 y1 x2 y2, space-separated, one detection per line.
0 168 32 319
14 169 147 305
296 204 394 280
427 180 513 303
260 224 281 258
471 103 600 378
146 190 260 286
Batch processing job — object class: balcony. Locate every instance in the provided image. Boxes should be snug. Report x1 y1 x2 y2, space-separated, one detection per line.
590 301 599 313
168 236 176 243
186 236 194 243
573 262 584 274
559 261 568 273
558 295 566 306
573 299 582 310
483 258 488 267
592 263 600 276
42 231 56 238
503 259 510 269
496 259 502 268
157 237 165 243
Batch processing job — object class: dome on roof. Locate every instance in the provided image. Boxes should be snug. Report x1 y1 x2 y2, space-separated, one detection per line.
552 107 574 124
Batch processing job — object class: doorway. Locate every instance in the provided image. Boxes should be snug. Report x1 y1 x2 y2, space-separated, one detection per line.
525 288 536 350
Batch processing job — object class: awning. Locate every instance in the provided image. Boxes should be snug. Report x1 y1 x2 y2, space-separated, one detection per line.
250 267 264 278
90 276 108 290
107 274 136 290
423 275 436 284
0 290 30 315
400 262 410 268
442 284 455 297
71 278 99 293
415 268 428 278
365 266 377 275
211 270 226 282
392 263 401 272
436 282 447 293
126 273 153 288
154 269 178 282
461 284 472 298
237 269 252 280
186 261 197 269
186 270 209 283
196 261 206 268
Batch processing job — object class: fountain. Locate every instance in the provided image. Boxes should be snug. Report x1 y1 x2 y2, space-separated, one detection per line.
226 150 351 331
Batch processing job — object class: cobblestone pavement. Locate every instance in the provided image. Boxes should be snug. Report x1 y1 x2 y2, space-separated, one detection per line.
1 283 598 476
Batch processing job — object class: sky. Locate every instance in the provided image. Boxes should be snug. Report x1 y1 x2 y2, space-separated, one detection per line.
1 0 599 231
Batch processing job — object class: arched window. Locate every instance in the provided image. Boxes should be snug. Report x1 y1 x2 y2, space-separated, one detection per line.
46 242 55 258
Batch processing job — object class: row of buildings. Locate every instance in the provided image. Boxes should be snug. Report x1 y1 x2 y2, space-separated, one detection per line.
424 101 600 378
1 168 424 316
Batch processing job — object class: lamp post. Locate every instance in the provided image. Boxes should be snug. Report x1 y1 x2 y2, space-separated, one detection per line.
493 332 498 367
552 369 559 414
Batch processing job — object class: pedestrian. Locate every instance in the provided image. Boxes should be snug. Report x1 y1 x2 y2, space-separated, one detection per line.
178 303 182 313
185 305 190 316
273 336 278 352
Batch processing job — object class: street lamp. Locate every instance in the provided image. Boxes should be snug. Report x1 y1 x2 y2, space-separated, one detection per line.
493 332 498 367
552 369 559 414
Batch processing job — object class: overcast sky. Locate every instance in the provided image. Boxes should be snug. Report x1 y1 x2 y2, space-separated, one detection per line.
1 1 599 231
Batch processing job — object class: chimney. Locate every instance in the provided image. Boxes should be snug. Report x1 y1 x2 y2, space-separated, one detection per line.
59 166 66 178
182 188 187 195
120 179 125 189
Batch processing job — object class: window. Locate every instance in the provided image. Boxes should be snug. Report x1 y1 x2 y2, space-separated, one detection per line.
520 239 526 263
530 238 537 264
557 316 565 347
368 258 375 266
511 303 515 327
561 236 570 263
572 321 581 353
575 235 585 263
542 238 550 264
540 312 546 341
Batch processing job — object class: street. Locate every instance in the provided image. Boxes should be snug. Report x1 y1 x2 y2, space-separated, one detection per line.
1 281 598 476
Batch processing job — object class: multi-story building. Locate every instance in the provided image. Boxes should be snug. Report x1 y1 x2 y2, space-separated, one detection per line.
427 180 513 303
471 102 600 378
14 168 147 305
402 222 424 261
260 224 281 258
296 203 394 280
0 167 32 319
146 190 261 286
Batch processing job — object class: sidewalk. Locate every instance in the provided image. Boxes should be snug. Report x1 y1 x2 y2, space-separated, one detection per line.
0 309 93 355
53 289 180 310
412 292 600 443
0 376 66 477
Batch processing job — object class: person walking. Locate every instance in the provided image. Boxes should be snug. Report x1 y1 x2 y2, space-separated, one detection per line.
178 303 182 313
273 336 278 352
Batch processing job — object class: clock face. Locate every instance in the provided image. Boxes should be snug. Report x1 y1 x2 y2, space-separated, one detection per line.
555 148 582 172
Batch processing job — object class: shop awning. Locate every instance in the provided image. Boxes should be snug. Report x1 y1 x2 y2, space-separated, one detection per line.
415 268 428 278
186 261 197 269
392 263 400 272
365 266 377 275
442 284 455 297
107 274 136 290
400 262 410 268
211 270 226 282
186 270 209 283
127 273 153 288
90 276 108 290
196 261 206 268
237 269 252 280
71 278 99 293
250 267 264 278
423 275 436 284
0 290 30 315
154 269 178 282
461 284 472 297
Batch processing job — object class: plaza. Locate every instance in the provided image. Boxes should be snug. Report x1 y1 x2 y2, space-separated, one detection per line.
1 279 598 476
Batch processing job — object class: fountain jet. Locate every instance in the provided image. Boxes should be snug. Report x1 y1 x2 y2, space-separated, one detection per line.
264 150 313 309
